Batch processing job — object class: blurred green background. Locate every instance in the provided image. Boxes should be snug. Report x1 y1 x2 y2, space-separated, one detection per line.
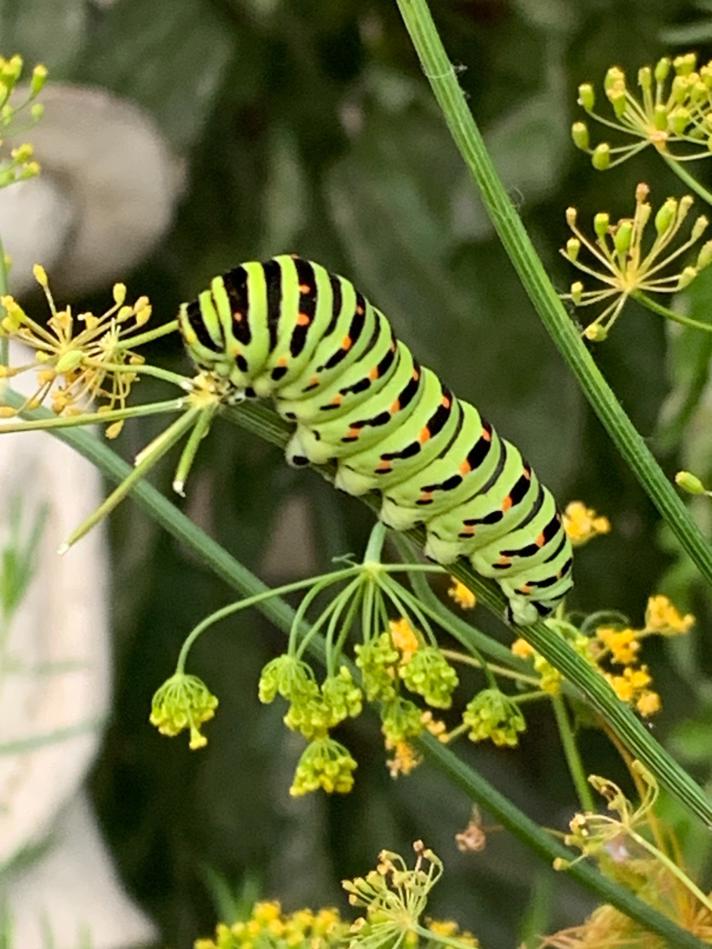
5 0 712 945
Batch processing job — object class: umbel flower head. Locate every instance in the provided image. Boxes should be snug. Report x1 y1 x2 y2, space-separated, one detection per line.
573 52 712 168
562 183 712 340
150 672 218 750
290 736 358 796
0 266 154 436
463 688 526 747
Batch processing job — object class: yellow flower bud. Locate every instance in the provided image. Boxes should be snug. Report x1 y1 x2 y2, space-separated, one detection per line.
570 281 584 305
637 66 652 90
565 238 580 261
32 263 48 287
112 282 127 305
614 221 633 254
30 64 48 97
654 199 676 234
677 265 698 289
653 103 669 131
696 240 712 269
55 349 84 373
668 107 690 135
583 323 608 342
654 57 671 83
604 66 625 93
691 214 708 241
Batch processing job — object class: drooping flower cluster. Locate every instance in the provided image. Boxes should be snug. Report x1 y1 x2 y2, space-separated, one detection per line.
149 672 219 750
462 688 526 748
572 53 712 169
562 501 611 547
562 184 712 341
195 846 479 949
512 594 695 717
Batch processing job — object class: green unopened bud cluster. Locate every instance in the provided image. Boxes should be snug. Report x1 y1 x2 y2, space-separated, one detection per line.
398 647 458 708
0 55 48 189
149 672 218 750
572 52 712 169
290 736 358 796
463 689 526 748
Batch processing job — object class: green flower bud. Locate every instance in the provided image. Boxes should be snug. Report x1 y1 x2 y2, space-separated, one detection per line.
30 64 48 97
637 66 652 91
258 654 315 704
591 143 610 171
669 107 690 135
463 689 526 748
55 349 84 373
604 66 625 94
671 74 688 104
583 323 608 342
654 57 671 83
593 212 610 238
652 104 669 132
654 199 677 235
570 281 584 306
30 102 44 121
577 83 595 111
696 240 712 269
571 121 589 151
675 470 707 495
674 52 697 76
614 221 633 254
565 238 580 261
677 265 698 289
609 90 626 119
691 214 708 241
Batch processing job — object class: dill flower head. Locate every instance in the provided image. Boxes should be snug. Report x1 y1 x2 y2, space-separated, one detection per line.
196 901 350 949
398 646 459 709
0 267 156 436
343 842 445 949
447 577 476 610
463 688 526 748
258 654 316 704
380 696 425 744
290 735 358 796
149 672 218 750
283 666 363 740
563 501 611 546
595 626 640 665
573 53 712 169
562 184 712 341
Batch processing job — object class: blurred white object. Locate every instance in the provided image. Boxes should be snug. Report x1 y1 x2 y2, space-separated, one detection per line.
0 83 184 297
0 344 155 946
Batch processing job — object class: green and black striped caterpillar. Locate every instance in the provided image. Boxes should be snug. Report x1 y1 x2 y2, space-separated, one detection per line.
178 255 573 625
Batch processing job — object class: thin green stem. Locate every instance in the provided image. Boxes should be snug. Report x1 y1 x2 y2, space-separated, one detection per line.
113 319 180 350
440 649 540 686
175 570 355 673
662 153 712 207
394 0 712 595
627 828 712 912
551 694 595 812
633 291 712 333
0 397 185 433
86 359 190 388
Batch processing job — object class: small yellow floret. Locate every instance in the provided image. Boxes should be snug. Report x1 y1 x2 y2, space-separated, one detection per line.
596 626 640 665
645 594 695 635
511 637 535 658
563 501 611 546
448 577 476 609
389 617 420 662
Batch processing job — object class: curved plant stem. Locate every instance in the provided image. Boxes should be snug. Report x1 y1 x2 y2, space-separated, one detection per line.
7 400 706 946
662 153 712 207
633 291 712 333
393 0 712 594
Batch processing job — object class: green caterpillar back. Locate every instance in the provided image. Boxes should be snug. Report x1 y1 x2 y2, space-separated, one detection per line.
178 254 573 624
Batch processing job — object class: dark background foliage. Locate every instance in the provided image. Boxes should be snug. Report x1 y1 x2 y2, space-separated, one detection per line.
4 0 712 945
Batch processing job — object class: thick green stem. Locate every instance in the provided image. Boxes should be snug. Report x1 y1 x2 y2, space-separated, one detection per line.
551 694 595 812
8 402 706 944
393 0 712 593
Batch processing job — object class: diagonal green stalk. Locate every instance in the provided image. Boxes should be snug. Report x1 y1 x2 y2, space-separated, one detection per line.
4 401 706 946
551 694 595 812
633 291 712 333
393 0 712 593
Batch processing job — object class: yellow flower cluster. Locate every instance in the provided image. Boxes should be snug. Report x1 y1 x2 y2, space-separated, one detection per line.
511 595 694 718
195 901 348 949
0 55 47 187
0 267 154 436
562 501 611 546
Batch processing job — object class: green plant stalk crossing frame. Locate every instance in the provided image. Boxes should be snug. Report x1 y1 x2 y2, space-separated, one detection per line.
393 0 712 592
2 397 703 947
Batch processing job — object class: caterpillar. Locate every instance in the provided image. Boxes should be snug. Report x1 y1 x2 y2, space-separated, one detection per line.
178 255 573 625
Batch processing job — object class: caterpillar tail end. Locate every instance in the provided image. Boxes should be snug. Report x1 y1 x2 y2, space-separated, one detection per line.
505 596 540 626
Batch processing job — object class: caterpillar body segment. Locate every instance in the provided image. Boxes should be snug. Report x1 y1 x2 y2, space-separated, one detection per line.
178 254 574 625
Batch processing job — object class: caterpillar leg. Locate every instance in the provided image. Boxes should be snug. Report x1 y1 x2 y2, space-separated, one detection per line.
504 596 541 626
285 427 333 467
